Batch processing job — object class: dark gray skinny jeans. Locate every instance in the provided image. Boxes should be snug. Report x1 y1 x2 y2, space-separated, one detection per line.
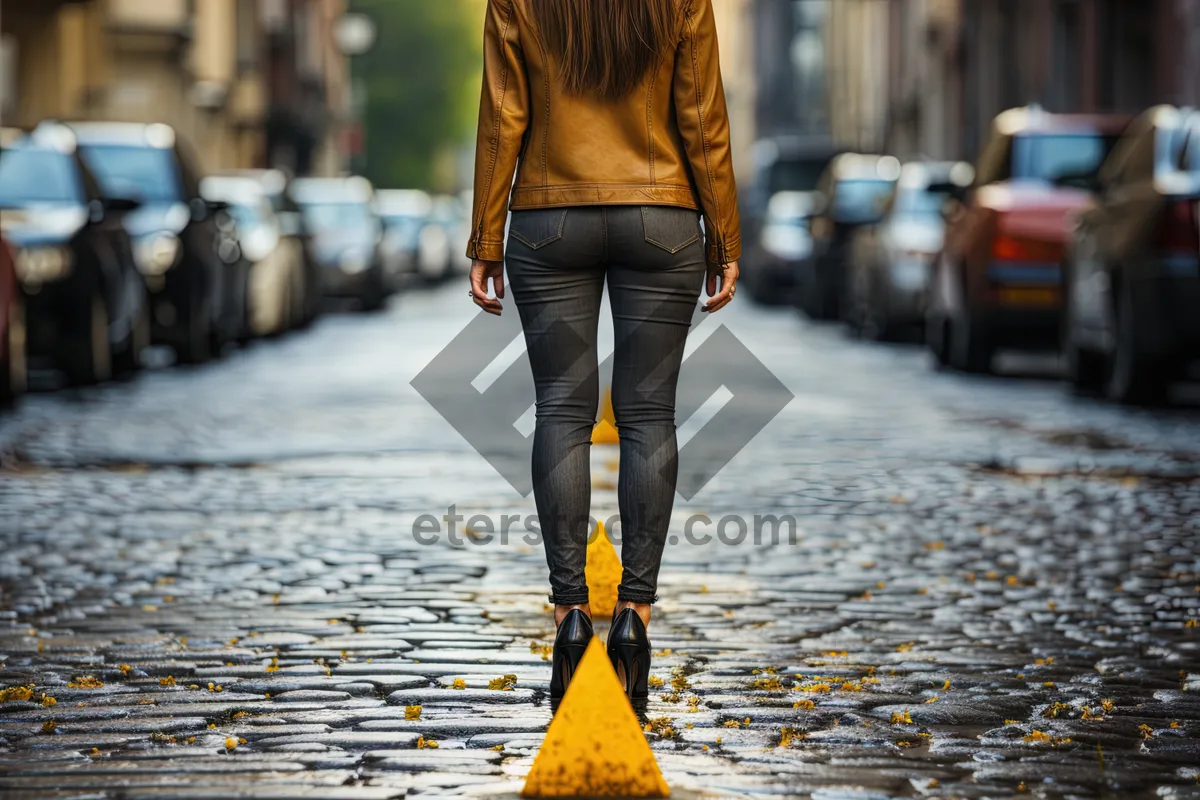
505 205 706 606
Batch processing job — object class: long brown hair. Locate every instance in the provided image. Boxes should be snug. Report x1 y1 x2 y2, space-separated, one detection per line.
529 0 680 101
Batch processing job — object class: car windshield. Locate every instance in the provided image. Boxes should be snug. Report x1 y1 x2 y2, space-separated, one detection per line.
382 214 423 238
767 158 832 195
79 144 182 203
1183 126 1200 172
0 147 81 206
832 179 893 222
893 187 948 221
382 213 422 227
229 202 265 231
1016 134 1120 183
766 213 809 229
301 202 374 233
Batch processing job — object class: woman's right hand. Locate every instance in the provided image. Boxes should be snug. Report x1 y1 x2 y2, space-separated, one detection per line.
703 260 739 313
470 259 505 316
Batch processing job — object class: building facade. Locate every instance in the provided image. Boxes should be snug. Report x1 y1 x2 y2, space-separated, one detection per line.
753 0 830 140
821 0 1200 163
712 0 757 189
0 0 350 176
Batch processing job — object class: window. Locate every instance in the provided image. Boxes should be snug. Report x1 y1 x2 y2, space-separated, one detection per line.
831 180 894 223
0 148 82 206
299 201 373 233
1014 134 1120 183
1051 0 1081 111
236 0 259 73
77 145 183 203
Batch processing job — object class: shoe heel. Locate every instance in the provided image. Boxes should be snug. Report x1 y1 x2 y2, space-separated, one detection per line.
550 609 593 699
613 642 650 700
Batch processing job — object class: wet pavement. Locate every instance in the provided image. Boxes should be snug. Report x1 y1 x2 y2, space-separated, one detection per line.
0 281 1198 799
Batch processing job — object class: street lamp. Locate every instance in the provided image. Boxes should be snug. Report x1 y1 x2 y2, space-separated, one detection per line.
332 13 377 175
333 13 377 57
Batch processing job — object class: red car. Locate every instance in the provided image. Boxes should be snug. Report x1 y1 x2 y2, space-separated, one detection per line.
927 107 1129 372
1 232 26 406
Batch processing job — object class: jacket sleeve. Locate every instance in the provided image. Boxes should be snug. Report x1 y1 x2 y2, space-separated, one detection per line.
466 0 530 262
672 0 742 265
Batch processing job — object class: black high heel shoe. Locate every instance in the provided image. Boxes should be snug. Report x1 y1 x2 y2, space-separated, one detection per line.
607 607 651 701
549 608 593 700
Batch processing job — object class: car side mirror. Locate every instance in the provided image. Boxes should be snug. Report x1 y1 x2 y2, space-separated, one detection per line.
103 196 142 213
811 191 829 216
941 197 965 223
928 180 968 204
1052 172 1102 193
277 210 304 237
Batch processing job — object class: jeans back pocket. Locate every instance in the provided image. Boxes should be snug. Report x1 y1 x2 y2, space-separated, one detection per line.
509 208 568 250
641 205 701 253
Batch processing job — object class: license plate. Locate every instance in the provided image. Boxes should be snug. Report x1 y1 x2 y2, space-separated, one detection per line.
998 287 1059 307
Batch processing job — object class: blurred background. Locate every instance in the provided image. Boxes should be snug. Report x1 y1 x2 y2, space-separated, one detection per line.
0 0 1198 404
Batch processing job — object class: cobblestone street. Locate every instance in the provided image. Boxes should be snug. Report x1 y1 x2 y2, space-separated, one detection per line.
1 282 1198 799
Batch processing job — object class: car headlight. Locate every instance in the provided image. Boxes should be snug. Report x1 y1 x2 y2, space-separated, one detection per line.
889 257 930 290
339 251 369 274
134 234 181 276
15 246 73 286
761 225 813 261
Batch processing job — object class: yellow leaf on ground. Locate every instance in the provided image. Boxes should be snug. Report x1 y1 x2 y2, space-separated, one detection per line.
488 674 518 691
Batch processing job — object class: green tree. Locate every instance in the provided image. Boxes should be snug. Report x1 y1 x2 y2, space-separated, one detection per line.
349 0 484 191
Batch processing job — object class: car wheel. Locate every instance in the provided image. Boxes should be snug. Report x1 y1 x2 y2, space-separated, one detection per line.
949 303 993 374
816 259 840 321
288 264 304 332
1106 276 1167 405
360 267 387 312
1065 336 1106 394
746 266 779 306
177 294 211 365
1 294 28 407
278 267 295 335
801 258 837 321
1062 267 1104 394
113 292 150 378
62 290 113 386
852 263 895 341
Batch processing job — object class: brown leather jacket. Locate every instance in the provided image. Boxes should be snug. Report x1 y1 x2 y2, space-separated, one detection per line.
466 0 741 267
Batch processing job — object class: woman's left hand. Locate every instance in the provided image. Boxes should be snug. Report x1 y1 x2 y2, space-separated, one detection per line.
469 259 505 316
703 260 739 313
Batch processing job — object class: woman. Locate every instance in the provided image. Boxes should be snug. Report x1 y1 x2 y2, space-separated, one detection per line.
467 0 741 701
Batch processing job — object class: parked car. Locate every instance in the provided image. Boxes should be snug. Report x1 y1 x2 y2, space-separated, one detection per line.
0 124 148 385
1063 105 1200 404
742 136 841 298
201 175 305 339
845 160 974 340
0 233 26 406
375 188 433 287
798 153 901 320
926 106 1127 373
289 176 388 311
414 194 472 283
748 191 817 304
70 121 247 365
221 168 321 328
